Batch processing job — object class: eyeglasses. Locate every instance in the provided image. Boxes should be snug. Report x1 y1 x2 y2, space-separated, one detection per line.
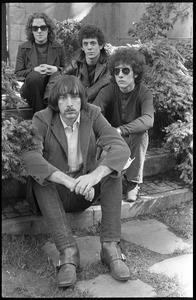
31 25 48 32
114 67 131 76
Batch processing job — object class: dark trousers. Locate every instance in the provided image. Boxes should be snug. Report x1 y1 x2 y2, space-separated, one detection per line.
20 71 61 113
33 174 122 252
20 71 49 113
124 131 149 183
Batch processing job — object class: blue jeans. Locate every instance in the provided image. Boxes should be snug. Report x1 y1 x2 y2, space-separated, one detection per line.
124 131 149 183
33 173 122 252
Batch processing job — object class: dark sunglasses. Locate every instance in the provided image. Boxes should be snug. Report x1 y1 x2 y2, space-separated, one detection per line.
114 67 131 76
31 25 48 32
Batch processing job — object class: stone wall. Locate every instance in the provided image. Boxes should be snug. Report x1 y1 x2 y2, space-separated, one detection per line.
6 3 193 67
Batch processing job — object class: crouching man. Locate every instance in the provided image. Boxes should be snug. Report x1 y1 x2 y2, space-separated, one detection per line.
21 75 131 288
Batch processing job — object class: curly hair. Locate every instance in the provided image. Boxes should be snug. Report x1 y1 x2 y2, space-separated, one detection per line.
108 47 146 84
48 75 88 112
78 24 106 46
25 12 56 42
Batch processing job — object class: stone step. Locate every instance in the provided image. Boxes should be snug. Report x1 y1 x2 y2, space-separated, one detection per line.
2 176 192 235
2 147 176 200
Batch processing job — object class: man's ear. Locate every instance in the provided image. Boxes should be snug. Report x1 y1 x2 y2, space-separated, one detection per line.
99 44 103 50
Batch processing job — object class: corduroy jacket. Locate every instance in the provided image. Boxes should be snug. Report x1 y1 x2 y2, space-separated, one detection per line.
21 105 130 187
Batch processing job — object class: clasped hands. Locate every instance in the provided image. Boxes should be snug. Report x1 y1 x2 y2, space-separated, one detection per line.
69 172 101 202
34 64 58 75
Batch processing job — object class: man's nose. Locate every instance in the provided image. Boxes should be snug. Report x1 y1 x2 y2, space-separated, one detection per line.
118 70 124 77
37 28 42 32
67 96 74 106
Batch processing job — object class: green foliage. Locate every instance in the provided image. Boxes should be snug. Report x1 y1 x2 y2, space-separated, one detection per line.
138 40 193 121
127 3 192 43
2 61 42 183
55 19 81 65
2 62 27 109
2 115 42 183
174 40 193 75
164 112 193 186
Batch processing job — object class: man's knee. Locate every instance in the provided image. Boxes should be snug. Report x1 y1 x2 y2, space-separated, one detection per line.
26 71 43 84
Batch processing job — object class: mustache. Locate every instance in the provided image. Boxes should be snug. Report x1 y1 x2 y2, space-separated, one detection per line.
64 108 76 113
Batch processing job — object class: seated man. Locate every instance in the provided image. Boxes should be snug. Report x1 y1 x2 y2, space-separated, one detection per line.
48 24 110 103
21 75 131 288
93 48 154 202
15 12 65 113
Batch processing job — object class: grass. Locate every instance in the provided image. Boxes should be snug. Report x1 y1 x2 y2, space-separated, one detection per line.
2 199 193 298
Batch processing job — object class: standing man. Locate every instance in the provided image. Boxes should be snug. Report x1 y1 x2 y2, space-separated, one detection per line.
94 47 154 202
15 12 65 113
21 75 131 288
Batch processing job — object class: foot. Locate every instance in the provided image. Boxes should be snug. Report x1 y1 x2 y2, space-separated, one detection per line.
57 263 77 287
101 242 130 281
56 246 80 287
126 181 140 202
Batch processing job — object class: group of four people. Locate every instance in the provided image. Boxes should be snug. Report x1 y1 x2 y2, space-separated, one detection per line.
15 12 154 288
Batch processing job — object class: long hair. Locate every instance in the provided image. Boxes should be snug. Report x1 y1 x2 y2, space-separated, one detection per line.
108 47 146 84
48 75 88 112
25 12 56 42
78 24 106 46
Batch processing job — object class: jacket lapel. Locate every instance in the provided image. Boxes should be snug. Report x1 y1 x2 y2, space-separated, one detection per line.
79 110 93 166
47 42 60 65
26 43 37 66
94 62 105 83
51 113 68 155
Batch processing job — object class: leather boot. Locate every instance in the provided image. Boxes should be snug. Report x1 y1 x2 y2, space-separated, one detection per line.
56 245 80 287
100 241 130 281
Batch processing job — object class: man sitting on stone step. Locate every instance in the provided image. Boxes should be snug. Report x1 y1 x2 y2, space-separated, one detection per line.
93 47 154 202
21 75 131 288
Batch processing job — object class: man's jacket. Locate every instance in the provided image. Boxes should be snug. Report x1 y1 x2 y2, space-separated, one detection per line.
63 49 111 102
14 40 65 79
21 105 130 187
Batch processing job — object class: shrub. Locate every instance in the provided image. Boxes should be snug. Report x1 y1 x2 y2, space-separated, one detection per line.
2 62 27 109
2 115 42 183
138 40 193 121
163 112 193 186
55 19 81 65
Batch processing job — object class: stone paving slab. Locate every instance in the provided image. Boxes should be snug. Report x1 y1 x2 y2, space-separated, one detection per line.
148 254 193 297
76 274 157 298
121 219 190 254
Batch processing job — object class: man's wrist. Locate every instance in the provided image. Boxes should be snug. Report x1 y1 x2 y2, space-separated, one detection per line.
116 127 122 135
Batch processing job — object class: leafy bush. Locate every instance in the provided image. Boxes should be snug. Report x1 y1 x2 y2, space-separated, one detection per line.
2 62 26 109
164 112 193 186
138 40 193 121
173 40 193 76
127 3 192 43
2 115 42 183
55 19 81 65
2 61 41 183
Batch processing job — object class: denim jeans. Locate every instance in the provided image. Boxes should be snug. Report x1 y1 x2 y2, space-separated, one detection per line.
124 131 149 183
33 173 122 252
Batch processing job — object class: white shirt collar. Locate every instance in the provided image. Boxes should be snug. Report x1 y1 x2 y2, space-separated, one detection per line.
59 113 80 131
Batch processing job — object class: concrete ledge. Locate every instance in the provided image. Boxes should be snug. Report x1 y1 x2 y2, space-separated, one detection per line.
144 151 176 177
2 188 192 235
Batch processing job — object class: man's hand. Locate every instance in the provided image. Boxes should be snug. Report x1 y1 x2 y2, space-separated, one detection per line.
34 64 48 75
34 64 58 75
46 65 58 75
73 165 112 200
